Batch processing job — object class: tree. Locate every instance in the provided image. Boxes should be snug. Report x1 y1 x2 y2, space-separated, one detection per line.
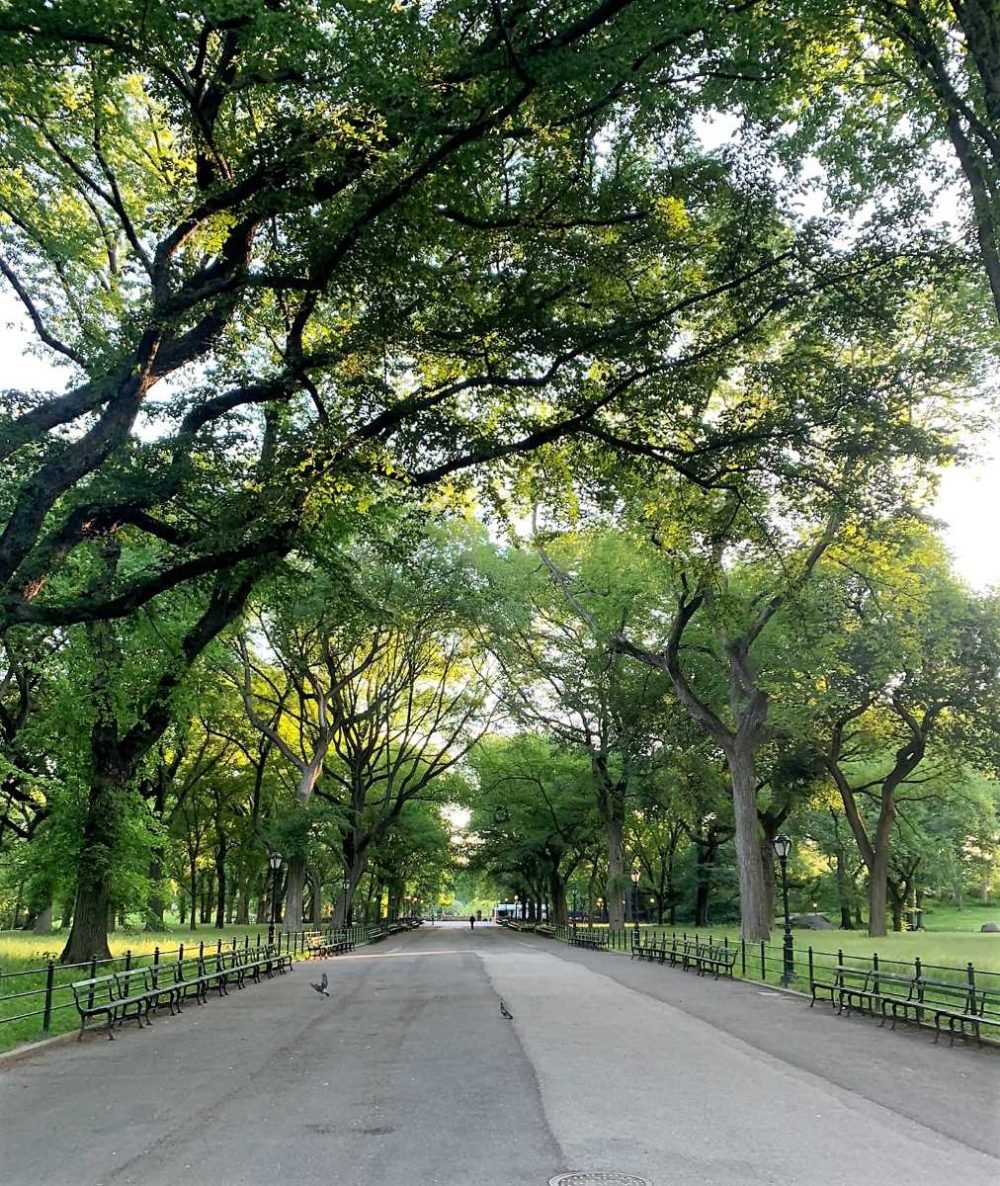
805 532 1000 934
234 524 492 927
469 733 597 925
481 532 672 929
3 0 841 959
0 1 816 637
782 0 1000 326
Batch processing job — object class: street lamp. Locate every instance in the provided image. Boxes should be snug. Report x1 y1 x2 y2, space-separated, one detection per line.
630 867 640 946
268 851 283 946
771 833 794 985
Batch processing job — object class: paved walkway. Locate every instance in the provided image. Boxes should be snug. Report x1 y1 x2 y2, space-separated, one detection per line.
1 922 997 1186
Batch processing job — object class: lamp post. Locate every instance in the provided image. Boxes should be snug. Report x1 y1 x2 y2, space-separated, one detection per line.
630 867 640 946
771 833 794 985
572 889 578 931
268 850 283 946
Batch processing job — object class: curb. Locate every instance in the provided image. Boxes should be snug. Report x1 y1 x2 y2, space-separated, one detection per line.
0 1029 79 1070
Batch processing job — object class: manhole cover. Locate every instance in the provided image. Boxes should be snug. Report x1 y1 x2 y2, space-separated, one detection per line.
549 1175 650 1186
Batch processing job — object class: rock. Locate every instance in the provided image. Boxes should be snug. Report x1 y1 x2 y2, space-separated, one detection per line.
980 922 1000 932
789 912 833 930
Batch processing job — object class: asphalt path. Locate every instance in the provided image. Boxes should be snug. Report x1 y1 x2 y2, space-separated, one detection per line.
1 922 998 1186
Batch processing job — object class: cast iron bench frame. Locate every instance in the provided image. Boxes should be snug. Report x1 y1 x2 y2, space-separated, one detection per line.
569 929 609 951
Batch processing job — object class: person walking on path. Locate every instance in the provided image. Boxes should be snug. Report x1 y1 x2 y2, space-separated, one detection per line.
469 914 475 929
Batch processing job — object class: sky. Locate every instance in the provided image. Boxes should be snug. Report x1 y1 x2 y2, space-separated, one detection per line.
2 296 999 592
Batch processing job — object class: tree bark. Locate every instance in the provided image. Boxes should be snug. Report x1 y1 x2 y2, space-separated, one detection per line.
726 739 771 940
868 844 889 938
214 833 227 929
60 766 122 963
146 853 166 930
282 855 306 931
33 901 53 932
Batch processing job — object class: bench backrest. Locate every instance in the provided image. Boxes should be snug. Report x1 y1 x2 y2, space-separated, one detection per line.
115 967 152 998
976 990 1000 1022
72 975 116 1005
918 978 976 1011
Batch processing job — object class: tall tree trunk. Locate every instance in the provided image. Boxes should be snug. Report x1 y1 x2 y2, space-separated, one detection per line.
60 897 72 929
549 862 567 925
593 759 626 931
868 846 889 938
60 768 122 963
236 885 250 925
214 835 227 929
282 855 306 931
61 612 125 964
199 872 212 923
33 901 53 933
146 853 165 930
726 740 771 940
836 851 853 929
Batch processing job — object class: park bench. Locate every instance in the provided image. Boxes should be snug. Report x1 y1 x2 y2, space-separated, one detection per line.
839 968 914 1018
569 929 609 951
72 970 160 1040
810 964 867 1011
810 964 1000 1045
535 924 557 937
303 931 355 959
631 934 736 979
72 946 292 1041
920 980 1000 1045
688 941 737 979
117 965 183 1018
635 934 673 963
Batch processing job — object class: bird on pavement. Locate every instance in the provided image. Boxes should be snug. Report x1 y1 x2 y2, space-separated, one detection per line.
311 972 329 996
499 998 513 1019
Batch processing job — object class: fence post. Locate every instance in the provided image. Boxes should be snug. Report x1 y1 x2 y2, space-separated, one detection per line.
967 962 977 1012
872 951 880 993
760 940 766 981
42 960 55 1034
199 940 204 961
87 956 97 1010
153 946 160 973
124 949 132 973
808 945 814 989
741 938 747 977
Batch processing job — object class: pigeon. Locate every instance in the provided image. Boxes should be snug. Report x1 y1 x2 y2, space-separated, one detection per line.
311 972 329 996
499 998 513 1019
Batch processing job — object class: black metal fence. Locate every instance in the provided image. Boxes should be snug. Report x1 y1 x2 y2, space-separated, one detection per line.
549 924 1000 1034
0 923 371 1050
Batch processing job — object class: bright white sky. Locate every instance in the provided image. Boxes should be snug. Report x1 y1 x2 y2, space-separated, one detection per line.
2 294 999 591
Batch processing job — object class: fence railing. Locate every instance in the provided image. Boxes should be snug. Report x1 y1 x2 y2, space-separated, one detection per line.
551 923 1000 1010
0 923 372 1050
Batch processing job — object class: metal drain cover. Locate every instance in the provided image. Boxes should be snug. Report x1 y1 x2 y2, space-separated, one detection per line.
549 1175 650 1186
